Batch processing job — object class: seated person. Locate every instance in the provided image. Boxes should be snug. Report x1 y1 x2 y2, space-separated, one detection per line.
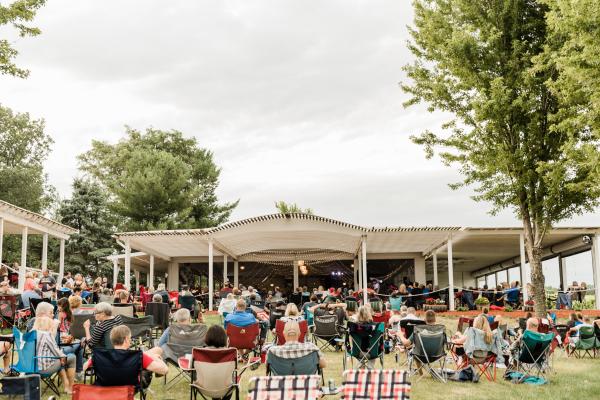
84 325 168 384
34 316 76 394
280 303 304 323
20 287 42 309
82 302 123 349
158 308 193 346
26 301 58 333
68 295 85 315
388 305 408 327
268 320 326 369
504 283 520 307
567 316 593 345
57 297 84 380
218 293 237 316
309 298 347 326
152 294 163 303
400 307 419 321
0 280 13 295
301 294 318 319
396 310 437 348
224 299 269 342
453 314 502 365
154 283 170 305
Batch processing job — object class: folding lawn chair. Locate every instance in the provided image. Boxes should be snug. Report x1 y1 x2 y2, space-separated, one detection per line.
372 311 391 328
162 324 208 389
247 375 322 400
29 298 53 318
463 328 502 382
120 315 153 348
72 384 135 400
0 295 18 328
509 330 554 382
0 375 40 400
342 322 385 370
457 317 473 333
226 323 261 361
91 348 146 399
568 325 596 358
389 296 402 312
10 327 61 396
191 347 256 400
274 319 308 345
71 313 96 340
178 295 199 321
269 307 285 330
112 303 135 318
341 369 410 400
266 351 322 380
408 324 447 382
311 314 343 351
394 319 426 365
145 302 170 336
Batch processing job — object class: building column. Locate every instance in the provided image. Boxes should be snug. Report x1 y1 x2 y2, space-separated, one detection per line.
0 218 3 265
433 251 439 286
40 233 48 272
591 234 600 309
18 226 28 291
234 260 239 288
414 255 426 284
293 260 299 289
447 235 455 311
558 255 567 291
149 255 155 289
223 254 228 284
124 239 131 290
361 236 368 304
167 262 179 291
208 239 214 311
353 257 358 290
112 259 119 287
134 270 140 293
58 239 65 289
520 233 529 301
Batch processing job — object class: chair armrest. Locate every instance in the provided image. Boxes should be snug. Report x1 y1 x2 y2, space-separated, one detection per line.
237 357 261 379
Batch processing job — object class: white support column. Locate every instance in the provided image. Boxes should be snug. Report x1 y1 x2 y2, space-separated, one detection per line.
361 236 368 304
58 239 65 288
208 239 214 311
560 256 568 291
149 255 155 289
234 260 239 288
591 234 600 309
293 260 299 289
167 262 179 291
0 217 3 265
18 226 28 292
112 259 119 287
223 254 228 284
353 258 358 291
447 235 455 311
134 270 140 293
124 239 131 290
414 255 426 284
520 233 529 301
433 251 439 286
357 251 363 291
41 233 48 271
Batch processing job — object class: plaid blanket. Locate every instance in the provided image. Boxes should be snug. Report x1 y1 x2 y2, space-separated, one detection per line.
247 375 322 400
342 369 410 400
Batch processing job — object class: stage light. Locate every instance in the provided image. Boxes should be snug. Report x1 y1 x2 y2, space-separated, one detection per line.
240 265 245 270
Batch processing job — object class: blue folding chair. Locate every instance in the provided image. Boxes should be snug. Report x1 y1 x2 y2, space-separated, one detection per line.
11 327 62 396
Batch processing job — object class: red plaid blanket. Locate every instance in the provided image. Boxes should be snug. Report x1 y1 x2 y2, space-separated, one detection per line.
342 369 410 400
247 375 322 400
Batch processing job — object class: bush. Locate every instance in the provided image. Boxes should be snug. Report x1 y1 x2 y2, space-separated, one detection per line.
504 305 513 312
474 296 490 305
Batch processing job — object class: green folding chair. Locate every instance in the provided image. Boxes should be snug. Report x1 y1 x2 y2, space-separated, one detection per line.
511 330 555 382
569 326 596 359
343 322 385 370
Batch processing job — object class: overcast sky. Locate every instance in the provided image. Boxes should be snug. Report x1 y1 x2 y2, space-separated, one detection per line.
2 0 599 229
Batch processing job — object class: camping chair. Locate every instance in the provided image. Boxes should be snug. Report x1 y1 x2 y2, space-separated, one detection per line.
457 317 474 333
311 314 343 351
71 313 96 340
247 375 322 400
178 295 198 321
464 328 502 382
190 347 256 400
91 348 145 399
168 291 179 308
341 369 410 400
289 293 302 307
274 319 308 345
144 302 170 337
0 295 17 328
389 296 402 312
509 330 554 382
568 325 596 358
226 323 261 361
408 324 447 382
112 303 135 318
120 315 153 348
29 298 53 317
343 322 385 370
141 293 153 311
269 307 285 330
266 351 322 382
162 324 208 389
0 375 40 400
10 327 61 396
394 319 426 365
72 383 135 400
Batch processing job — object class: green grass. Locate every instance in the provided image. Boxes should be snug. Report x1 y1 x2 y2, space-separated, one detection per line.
50 314 600 399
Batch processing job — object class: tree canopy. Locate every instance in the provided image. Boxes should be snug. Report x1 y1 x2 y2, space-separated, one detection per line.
275 201 314 215
0 0 46 78
403 0 600 315
79 127 238 230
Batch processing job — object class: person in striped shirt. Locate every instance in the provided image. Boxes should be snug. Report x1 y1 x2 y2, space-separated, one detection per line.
82 302 123 349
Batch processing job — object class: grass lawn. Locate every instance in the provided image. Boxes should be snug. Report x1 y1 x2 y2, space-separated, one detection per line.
49 314 600 399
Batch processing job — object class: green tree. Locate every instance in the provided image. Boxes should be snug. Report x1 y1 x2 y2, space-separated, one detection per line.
57 178 118 276
275 201 314 215
0 0 46 78
79 127 238 230
403 0 600 316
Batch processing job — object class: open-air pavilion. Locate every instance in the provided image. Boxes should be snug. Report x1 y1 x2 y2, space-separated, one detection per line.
112 213 600 310
0 200 78 290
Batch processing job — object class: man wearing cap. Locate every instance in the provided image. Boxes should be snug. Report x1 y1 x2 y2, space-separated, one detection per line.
267 321 326 369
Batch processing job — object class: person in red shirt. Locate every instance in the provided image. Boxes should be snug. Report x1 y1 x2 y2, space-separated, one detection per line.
84 325 168 376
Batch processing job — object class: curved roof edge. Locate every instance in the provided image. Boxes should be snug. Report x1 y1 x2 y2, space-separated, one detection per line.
0 200 78 236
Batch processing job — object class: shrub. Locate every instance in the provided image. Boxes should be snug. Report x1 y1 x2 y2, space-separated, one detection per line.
474 297 490 306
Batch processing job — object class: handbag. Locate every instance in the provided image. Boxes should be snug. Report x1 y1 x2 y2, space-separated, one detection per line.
72 384 135 400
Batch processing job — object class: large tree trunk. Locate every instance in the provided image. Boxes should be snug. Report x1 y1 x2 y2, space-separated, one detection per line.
528 245 547 317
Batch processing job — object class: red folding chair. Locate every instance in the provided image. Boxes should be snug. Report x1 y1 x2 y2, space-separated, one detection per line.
274 319 308 345
468 350 497 381
226 323 261 362
72 384 135 400
169 291 179 308
372 311 391 328
457 317 474 333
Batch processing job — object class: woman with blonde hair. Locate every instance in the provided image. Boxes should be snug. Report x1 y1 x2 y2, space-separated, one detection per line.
357 305 373 324
280 303 304 322
33 316 76 394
